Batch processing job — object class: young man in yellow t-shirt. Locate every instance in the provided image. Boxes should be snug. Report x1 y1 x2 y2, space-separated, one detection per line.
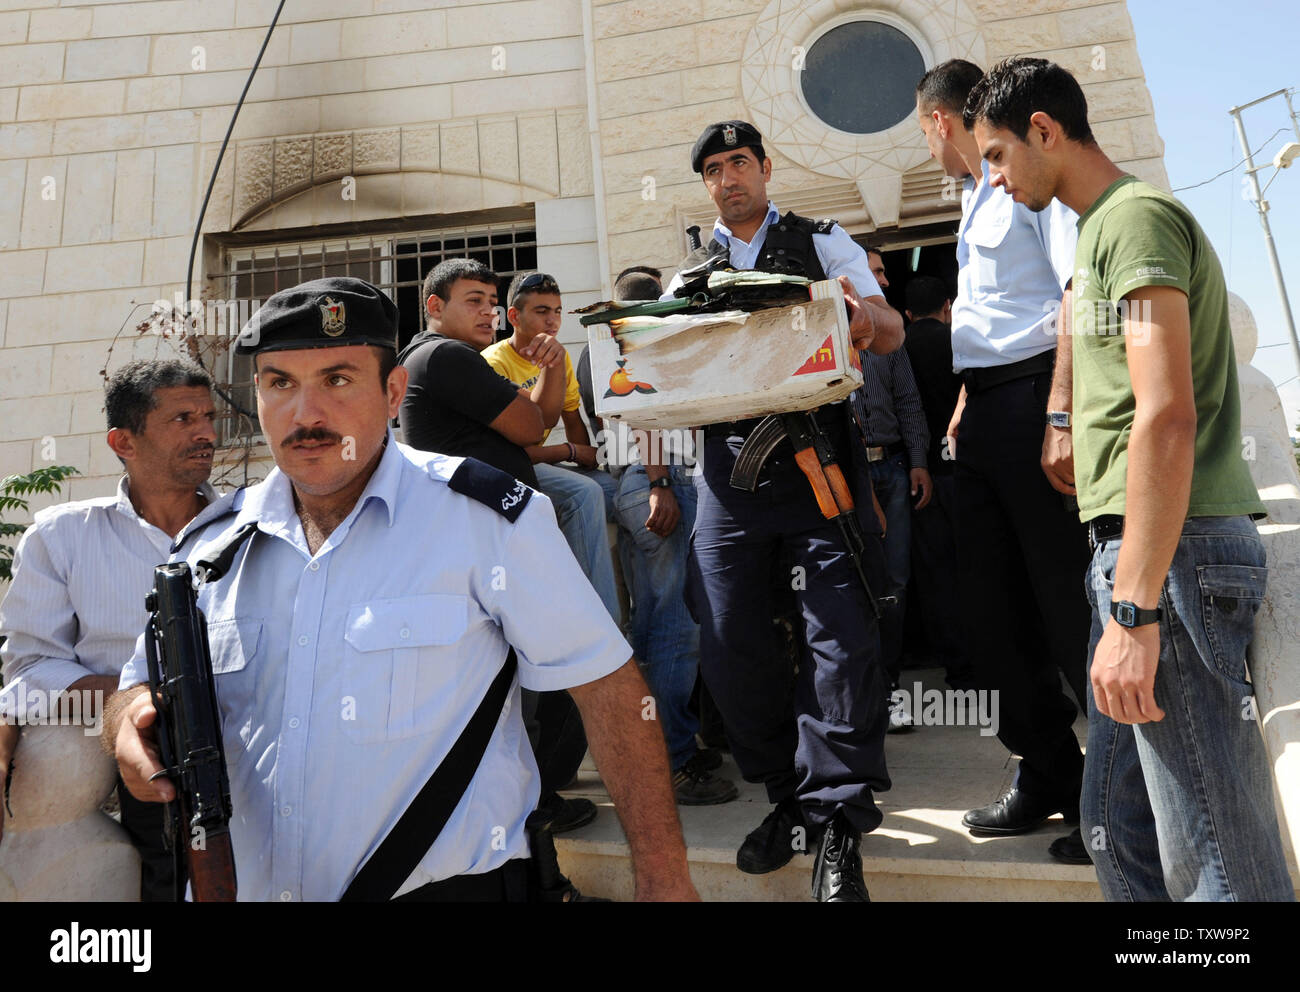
482 272 619 624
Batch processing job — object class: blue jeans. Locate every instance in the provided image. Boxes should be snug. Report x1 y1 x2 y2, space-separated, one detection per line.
1082 515 1294 901
533 462 620 623
615 463 700 770
868 452 911 682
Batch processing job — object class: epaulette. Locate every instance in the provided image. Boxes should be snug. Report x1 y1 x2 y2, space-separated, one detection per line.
812 217 838 234
446 457 533 523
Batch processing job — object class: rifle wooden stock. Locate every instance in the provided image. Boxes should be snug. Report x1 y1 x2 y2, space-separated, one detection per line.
189 831 237 903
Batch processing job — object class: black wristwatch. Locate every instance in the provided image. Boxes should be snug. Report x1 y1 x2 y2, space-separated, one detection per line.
1110 600 1161 628
648 476 672 490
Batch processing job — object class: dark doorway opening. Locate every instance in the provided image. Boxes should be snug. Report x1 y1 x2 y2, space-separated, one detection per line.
864 240 958 321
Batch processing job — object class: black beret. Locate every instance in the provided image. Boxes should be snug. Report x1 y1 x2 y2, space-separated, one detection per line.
235 276 398 356
691 120 765 173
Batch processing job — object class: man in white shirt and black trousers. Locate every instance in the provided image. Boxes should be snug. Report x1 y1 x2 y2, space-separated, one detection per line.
916 60 1093 863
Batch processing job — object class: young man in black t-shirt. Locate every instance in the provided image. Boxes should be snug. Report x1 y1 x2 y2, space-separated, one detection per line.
397 258 566 485
398 257 601 837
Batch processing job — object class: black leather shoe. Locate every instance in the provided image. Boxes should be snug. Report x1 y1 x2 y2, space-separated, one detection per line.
736 797 806 875
962 786 1072 836
1048 827 1093 865
811 812 871 902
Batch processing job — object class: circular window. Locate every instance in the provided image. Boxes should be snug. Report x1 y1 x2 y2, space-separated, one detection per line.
799 20 927 135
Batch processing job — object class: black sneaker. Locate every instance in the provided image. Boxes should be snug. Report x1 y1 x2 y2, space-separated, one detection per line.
672 752 739 806
736 797 806 874
695 747 724 771
546 797 598 834
811 812 870 902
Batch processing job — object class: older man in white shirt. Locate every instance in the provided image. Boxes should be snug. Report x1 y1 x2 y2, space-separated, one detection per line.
0 358 230 898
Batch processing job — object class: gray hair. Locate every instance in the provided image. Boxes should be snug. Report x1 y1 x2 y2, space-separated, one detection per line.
105 358 212 433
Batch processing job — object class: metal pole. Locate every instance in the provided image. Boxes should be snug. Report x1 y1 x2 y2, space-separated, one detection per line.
1285 89 1300 143
1230 104 1300 380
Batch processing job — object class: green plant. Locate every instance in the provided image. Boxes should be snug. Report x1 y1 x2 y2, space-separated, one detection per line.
0 466 79 582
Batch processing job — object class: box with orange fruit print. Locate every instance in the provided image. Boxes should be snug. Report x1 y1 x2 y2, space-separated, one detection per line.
585 279 864 431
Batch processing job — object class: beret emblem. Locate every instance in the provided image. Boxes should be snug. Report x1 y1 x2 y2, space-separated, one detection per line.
722 124 737 146
319 296 347 336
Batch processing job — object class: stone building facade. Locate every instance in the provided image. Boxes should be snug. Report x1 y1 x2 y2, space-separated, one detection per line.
0 0 1168 505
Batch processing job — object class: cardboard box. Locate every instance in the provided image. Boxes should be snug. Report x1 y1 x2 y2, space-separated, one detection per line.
588 280 862 430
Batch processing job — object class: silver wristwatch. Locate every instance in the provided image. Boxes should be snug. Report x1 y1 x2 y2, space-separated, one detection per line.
1046 411 1071 429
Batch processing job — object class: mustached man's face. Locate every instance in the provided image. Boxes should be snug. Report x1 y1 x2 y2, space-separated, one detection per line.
974 116 1058 213
255 345 406 497
110 385 217 492
428 278 499 351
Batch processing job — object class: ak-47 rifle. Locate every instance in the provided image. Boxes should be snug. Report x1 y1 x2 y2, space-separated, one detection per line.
730 411 883 619
143 545 246 902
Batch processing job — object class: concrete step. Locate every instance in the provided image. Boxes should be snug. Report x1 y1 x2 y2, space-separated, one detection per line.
554 668 1298 901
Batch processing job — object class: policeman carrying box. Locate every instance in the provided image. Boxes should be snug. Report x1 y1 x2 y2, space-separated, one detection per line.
670 121 904 901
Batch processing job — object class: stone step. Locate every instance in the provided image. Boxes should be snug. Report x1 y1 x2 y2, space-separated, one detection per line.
554 668 1299 901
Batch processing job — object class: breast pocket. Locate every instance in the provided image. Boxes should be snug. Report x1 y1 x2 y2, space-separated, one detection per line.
342 594 470 743
203 616 262 744
964 208 1014 293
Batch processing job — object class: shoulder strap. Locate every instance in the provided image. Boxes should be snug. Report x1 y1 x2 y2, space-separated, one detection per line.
340 648 519 902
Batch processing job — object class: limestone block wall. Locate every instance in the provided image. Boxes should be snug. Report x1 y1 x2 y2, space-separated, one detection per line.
589 0 1169 283
0 0 593 508
1230 295 1300 868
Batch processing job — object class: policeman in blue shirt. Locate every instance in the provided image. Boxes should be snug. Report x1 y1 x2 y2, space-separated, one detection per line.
104 277 697 902
673 121 904 901
916 61 1091 863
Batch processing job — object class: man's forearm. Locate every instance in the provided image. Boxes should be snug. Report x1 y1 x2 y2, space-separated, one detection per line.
1049 287 1074 410
866 299 903 354
568 658 693 896
644 430 668 481
60 674 120 718
530 366 565 428
525 443 572 465
1113 412 1196 608
101 683 148 756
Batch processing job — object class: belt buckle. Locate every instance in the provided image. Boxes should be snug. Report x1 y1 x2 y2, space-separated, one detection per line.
866 445 886 462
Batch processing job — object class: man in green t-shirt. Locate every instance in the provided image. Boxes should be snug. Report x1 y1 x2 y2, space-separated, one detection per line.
966 56 1293 902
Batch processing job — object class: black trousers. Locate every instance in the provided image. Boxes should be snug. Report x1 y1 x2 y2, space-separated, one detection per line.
393 858 533 902
687 435 891 833
116 777 176 902
521 689 588 812
908 471 973 686
953 371 1092 803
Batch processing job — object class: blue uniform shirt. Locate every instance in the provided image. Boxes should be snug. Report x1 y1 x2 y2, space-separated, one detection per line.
119 435 631 901
951 161 1078 372
662 200 882 300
